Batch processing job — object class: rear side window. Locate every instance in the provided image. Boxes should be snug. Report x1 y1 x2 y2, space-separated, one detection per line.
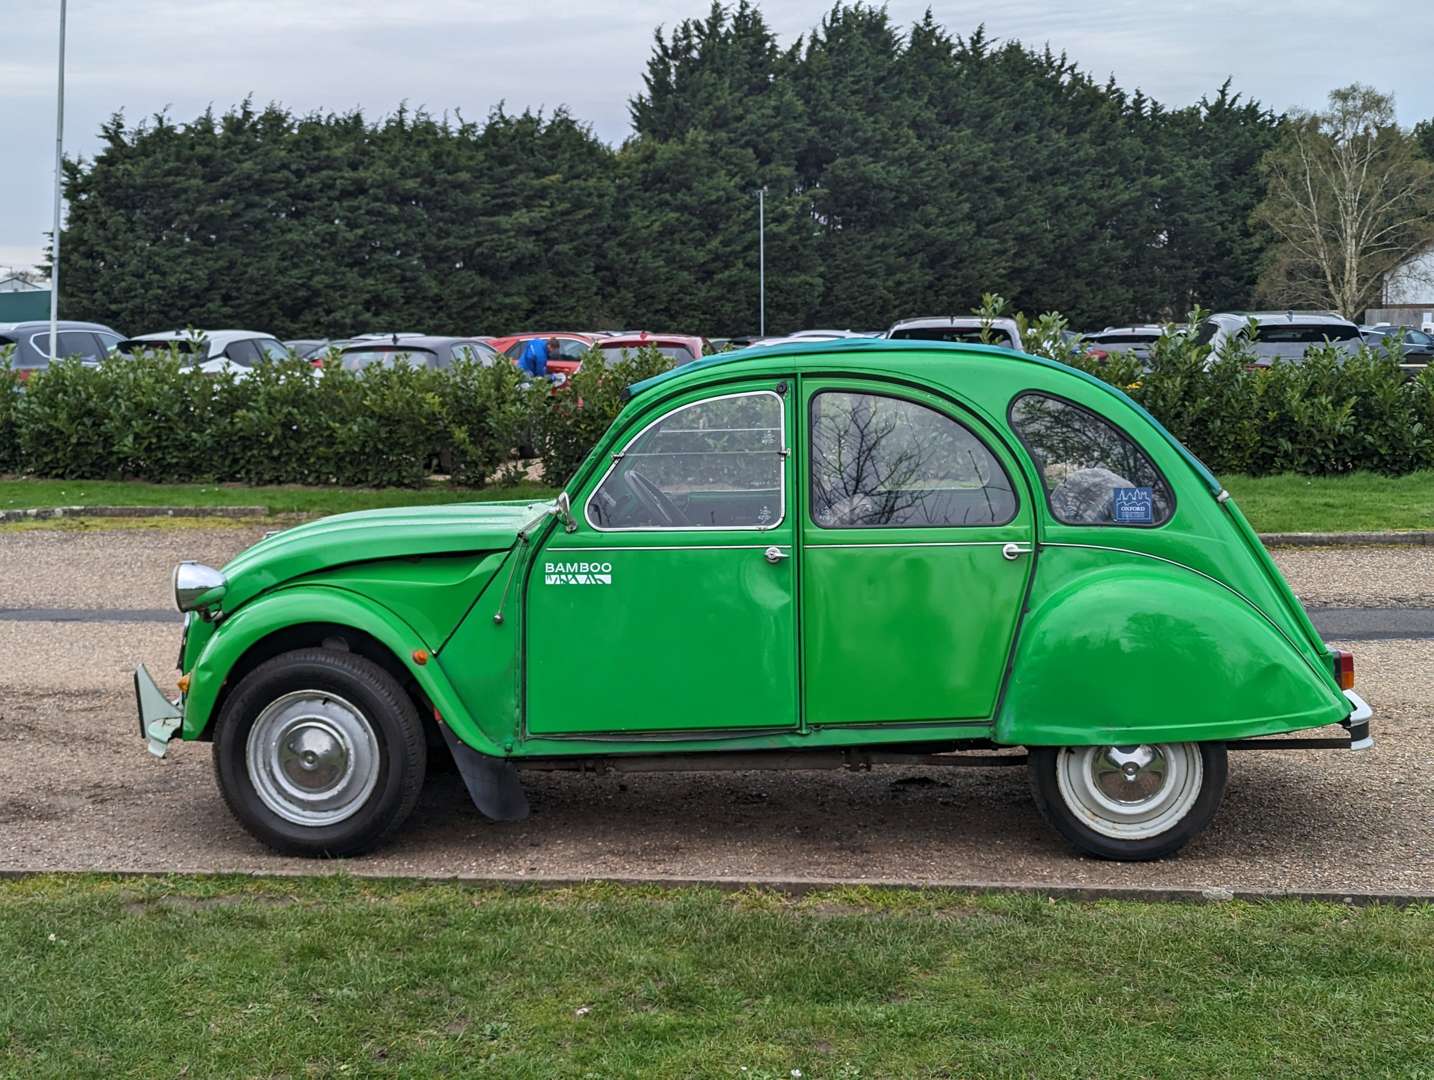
809 391 1016 527
1009 393 1173 526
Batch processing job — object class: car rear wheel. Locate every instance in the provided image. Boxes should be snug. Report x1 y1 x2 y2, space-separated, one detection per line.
1028 742 1227 861
213 648 426 856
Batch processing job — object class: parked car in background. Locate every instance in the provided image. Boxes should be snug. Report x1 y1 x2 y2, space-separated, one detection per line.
1085 325 1166 364
337 336 499 372
0 320 124 379
141 337 1372 862
493 332 603 377
284 338 361 362
1195 312 1362 367
886 316 1024 352
594 332 706 366
117 330 288 375
1360 324 1433 376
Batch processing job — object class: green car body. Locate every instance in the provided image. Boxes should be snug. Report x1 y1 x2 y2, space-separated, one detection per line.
141 339 1370 859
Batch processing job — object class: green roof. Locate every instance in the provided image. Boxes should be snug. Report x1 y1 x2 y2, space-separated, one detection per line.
626 338 1222 497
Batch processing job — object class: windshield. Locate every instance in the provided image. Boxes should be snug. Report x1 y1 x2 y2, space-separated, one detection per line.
1253 324 1360 343
340 347 438 371
1091 332 1160 345
597 343 696 364
889 326 1017 347
118 339 203 355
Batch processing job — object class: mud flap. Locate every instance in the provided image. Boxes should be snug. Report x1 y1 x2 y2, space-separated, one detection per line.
437 723 530 821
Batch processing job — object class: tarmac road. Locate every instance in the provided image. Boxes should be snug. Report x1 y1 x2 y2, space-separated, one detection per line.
1 523 1431 892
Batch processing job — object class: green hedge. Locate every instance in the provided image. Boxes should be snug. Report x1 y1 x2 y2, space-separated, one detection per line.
0 344 674 490
1 329 1431 490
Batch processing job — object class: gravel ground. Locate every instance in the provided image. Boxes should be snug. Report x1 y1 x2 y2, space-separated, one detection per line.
1271 544 1434 608
1 524 1430 890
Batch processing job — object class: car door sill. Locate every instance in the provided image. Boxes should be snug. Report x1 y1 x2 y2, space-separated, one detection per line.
524 725 797 742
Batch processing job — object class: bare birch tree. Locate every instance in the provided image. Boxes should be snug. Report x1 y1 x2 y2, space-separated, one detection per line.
1254 84 1434 317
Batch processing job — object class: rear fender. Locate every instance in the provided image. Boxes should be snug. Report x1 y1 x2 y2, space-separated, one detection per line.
182 585 502 756
996 560 1349 746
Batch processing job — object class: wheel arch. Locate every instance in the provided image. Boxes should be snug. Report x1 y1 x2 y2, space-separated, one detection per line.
996 557 1349 746
183 586 502 756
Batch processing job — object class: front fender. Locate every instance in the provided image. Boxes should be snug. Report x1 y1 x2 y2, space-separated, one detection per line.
181 585 503 756
996 557 1349 746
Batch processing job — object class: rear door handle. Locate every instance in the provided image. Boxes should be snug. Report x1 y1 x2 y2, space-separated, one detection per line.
1002 543 1033 560
764 546 790 564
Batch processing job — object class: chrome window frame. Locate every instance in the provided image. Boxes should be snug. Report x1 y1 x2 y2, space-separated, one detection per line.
583 389 787 533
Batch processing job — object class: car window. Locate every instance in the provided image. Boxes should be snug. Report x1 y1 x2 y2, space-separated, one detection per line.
1252 324 1360 343
889 326 1017 348
255 338 289 362
597 343 697 365
339 347 438 371
557 339 589 360
95 331 122 352
1009 393 1174 526
453 342 497 366
809 391 1017 528
587 391 784 530
29 331 105 363
224 339 262 366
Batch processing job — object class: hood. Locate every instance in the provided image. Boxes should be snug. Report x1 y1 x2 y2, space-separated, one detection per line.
218 500 551 614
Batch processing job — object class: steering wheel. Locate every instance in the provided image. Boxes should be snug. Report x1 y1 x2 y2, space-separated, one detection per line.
624 469 686 527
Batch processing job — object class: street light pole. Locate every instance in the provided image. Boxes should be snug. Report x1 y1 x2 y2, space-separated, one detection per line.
757 186 766 338
49 0 67 363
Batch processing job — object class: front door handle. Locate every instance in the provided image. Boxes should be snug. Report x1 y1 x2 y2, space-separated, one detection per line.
1002 543 1033 561
764 545 790 564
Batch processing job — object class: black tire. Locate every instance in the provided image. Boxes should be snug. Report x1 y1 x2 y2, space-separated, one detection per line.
213 647 426 857
1028 742 1228 861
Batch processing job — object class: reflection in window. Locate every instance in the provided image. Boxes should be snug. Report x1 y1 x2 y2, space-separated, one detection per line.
1009 393 1173 525
809 392 1016 527
588 392 784 529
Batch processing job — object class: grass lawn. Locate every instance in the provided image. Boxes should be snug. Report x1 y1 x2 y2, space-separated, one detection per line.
0 477 557 517
3 877 1434 1078
1 471 1432 534
1222 471 1434 533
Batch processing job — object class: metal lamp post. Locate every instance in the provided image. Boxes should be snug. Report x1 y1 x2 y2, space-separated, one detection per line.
757 186 767 338
49 0 68 363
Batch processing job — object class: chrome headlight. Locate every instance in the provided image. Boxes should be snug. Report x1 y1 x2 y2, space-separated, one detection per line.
173 562 228 614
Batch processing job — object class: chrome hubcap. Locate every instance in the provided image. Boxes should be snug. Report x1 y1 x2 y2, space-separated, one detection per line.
1056 743 1202 841
246 692 379 827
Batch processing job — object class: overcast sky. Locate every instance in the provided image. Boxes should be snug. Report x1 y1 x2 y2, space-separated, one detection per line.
3 0 1432 274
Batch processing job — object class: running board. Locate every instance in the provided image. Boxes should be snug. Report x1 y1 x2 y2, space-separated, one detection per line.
516 747 1028 774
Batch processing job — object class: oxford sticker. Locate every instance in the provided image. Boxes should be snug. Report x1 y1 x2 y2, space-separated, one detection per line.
545 561 613 585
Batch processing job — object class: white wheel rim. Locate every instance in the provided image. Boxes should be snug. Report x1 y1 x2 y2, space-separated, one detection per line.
245 691 380 827
1055 743 1203 841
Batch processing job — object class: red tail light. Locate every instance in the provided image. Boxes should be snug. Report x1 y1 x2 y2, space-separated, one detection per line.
1087 349 1108 362
310 356 324 368
1334 650 1355 690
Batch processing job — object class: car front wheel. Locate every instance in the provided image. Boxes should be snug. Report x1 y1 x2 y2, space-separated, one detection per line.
1028 742 1227 861
213 648 426 857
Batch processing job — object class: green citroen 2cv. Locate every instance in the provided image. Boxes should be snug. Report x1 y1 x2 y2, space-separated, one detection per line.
137 339 1372 861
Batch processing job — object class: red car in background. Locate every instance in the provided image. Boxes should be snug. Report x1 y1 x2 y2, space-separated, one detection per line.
490 332 603 379
594 331 707 366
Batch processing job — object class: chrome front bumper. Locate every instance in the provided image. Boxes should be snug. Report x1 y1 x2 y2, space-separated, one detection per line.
1344 689 1373 750
134 665 183 758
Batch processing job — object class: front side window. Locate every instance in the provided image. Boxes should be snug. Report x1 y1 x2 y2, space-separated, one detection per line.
1009 393 1173 526
587 391 784 530
809 391 1017 528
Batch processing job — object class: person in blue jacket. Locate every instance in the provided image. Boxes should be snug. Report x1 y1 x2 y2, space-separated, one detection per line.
517 337 562 380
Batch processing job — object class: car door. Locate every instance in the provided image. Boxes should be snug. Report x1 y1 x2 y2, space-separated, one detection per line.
799 379 1035 727
524 380 798 737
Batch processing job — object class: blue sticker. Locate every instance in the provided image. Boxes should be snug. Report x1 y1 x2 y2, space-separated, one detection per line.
1112 486 1154 524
